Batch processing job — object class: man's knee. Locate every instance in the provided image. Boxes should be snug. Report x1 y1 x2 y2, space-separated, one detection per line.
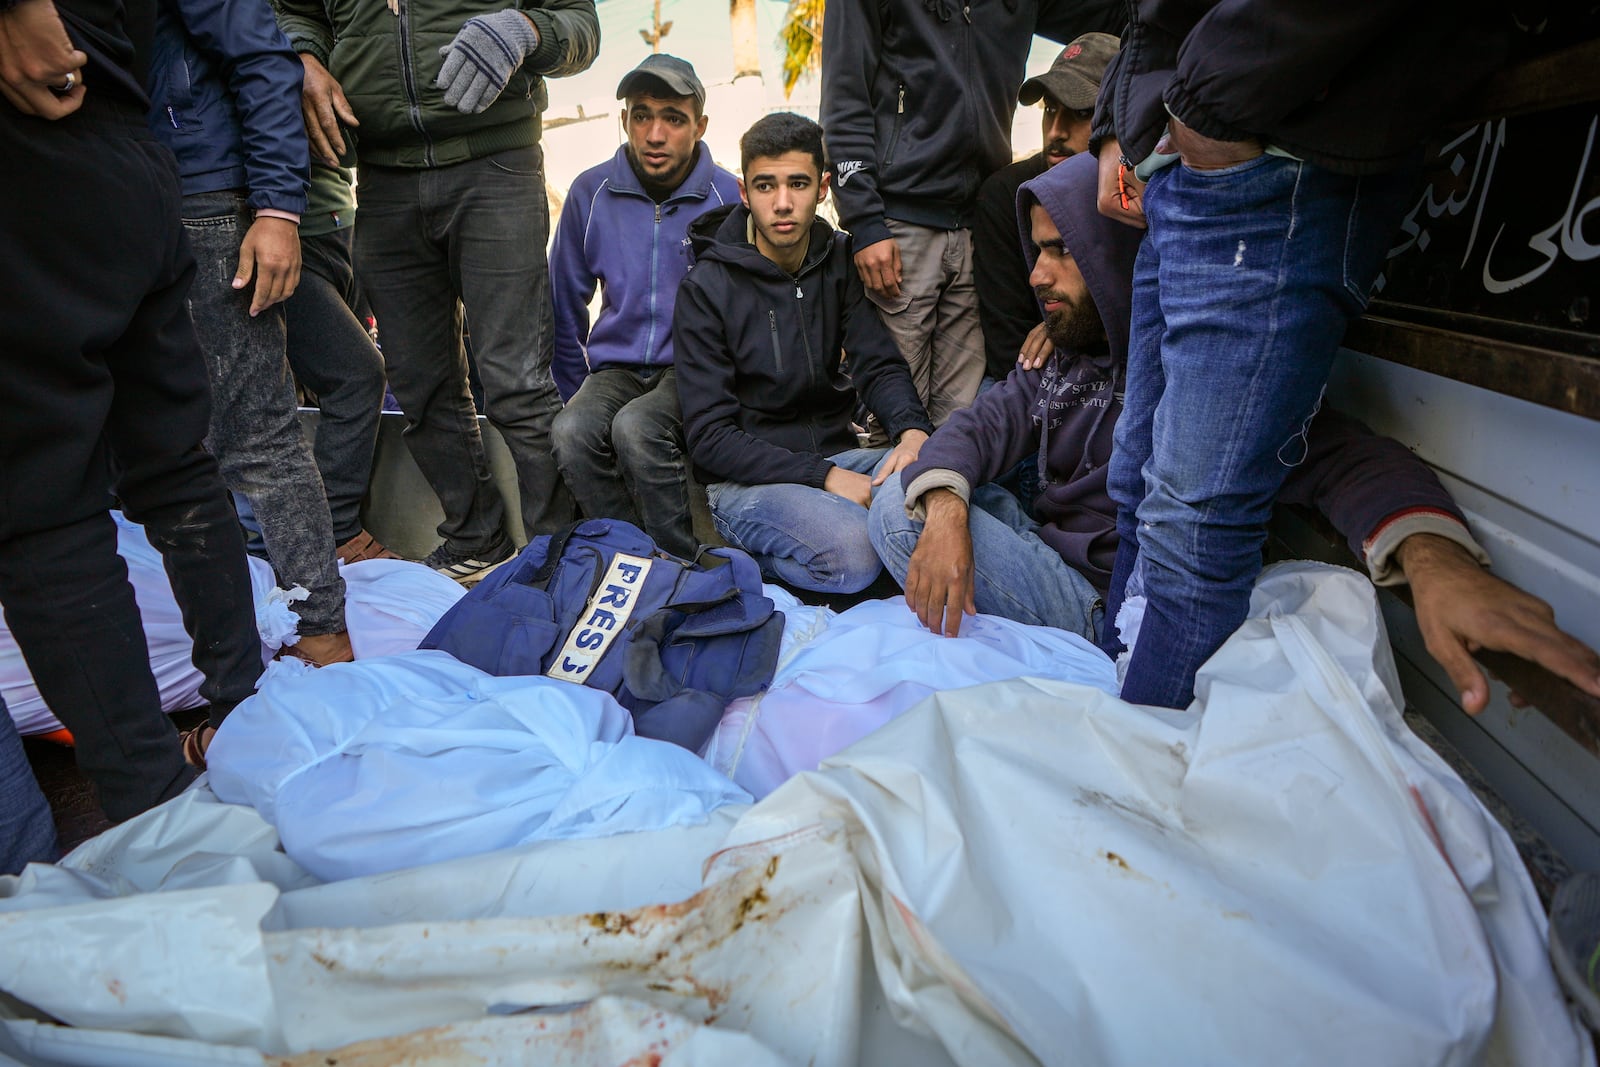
611 399 683 463
866 474 920 580
821 531 886 594
484 376 560 436
551 401 610 466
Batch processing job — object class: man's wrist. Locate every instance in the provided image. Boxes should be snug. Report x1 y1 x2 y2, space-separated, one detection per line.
923 487 968 522
254 209 301 225
1395 531 1476 577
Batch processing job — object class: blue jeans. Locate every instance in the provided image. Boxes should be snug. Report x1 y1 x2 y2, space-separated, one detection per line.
869 473 1103 639
0 696 55 874
552 366 695 559
707 448 888 593
1106 156 1416 708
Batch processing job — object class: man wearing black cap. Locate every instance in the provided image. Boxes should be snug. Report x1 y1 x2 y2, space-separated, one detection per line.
974 32 1117 385
549 55 740 558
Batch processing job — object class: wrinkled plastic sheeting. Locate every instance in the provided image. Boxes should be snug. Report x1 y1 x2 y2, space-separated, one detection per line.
0 563 1589 1066
264 997 790 1066
1 514 465 735
0 883 279 1046
0 820 867 1064
206 652 750 882
719 562 1591 1066
339 557 467 660
705 595 1117 798
0 998 788 1067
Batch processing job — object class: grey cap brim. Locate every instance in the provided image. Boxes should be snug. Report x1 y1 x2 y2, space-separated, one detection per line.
616 70 702 103
1018 71 1099 111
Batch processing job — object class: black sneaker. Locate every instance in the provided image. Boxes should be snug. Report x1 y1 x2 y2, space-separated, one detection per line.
422 538 515 587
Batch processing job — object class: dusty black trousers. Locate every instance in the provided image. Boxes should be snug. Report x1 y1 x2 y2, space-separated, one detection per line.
0 98 261 822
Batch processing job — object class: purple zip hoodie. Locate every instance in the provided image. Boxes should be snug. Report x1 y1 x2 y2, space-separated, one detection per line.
901 151 1484 594
549 144 740 401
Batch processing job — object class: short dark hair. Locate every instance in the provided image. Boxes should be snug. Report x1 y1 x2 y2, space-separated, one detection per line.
739 112 825 178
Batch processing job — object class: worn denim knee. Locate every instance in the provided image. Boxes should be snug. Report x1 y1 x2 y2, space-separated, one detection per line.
709 448 886 593
1114 158 1417 707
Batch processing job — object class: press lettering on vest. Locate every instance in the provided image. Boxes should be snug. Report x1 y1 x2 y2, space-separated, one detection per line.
546 553 655 684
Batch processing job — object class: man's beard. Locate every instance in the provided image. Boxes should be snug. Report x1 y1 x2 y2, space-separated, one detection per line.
627 145 694 196
1041 291 1106 352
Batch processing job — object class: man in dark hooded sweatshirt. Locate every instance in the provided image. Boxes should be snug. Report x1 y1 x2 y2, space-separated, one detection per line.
674 112 934 595
869 153 1600 712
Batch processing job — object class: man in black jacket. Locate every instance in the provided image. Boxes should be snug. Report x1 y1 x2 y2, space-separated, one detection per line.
1090 0 1510 709
674 113 934 595
0 0 262 830
821 0 1124 427
146 0 356 674
974 31 1117 383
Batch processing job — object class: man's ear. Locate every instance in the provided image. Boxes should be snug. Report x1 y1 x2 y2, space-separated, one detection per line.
818 171 831 205
738 176 749 207
694 113 708 140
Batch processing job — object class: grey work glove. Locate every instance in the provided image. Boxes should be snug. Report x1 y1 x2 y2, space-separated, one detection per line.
435 9 540 114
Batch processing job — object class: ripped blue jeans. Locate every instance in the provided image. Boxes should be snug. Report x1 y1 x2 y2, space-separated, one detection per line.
1105 155 1416 708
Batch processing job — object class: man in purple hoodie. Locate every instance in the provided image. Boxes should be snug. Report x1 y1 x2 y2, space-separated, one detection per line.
869 152 1600 714
549 55 740 559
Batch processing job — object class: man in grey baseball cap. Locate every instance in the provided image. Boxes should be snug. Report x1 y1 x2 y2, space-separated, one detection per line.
548 54 739 557
615 52 706 112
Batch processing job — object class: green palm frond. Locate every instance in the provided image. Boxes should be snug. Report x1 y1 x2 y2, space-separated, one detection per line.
779 0 825 98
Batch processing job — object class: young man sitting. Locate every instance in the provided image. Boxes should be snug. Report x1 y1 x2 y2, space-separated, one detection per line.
549 55 740 558
673 113 933 594
868 152 1600 714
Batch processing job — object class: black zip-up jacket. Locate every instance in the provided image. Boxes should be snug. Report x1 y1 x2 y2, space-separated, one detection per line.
1093 0 1507 175
821 0 1124 247
29 0 150 110
673 204 935 489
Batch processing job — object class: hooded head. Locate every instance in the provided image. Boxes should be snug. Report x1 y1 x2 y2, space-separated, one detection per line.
1016 152 1143 366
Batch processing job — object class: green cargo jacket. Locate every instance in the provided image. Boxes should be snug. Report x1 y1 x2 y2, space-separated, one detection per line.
275 0 598 168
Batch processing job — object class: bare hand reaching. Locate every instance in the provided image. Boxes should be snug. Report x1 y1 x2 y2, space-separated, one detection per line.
903 489 975 637
1017 321 1054 371
1095 138 1145 230
873 429 928 486
1400 533 1600 714
299 52 357 167
823 465 873 509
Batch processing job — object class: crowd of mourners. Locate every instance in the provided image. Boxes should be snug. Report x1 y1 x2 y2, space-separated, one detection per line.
3 0 1599 876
